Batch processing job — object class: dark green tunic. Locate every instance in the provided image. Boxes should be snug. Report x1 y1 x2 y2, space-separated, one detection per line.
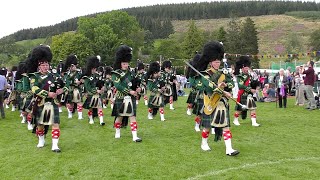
30 72 68 125
111 69 137 117
199 68 234 129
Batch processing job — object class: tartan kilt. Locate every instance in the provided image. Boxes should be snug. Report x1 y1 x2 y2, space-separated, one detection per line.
83 94 102 109
186 89 197 104
66 87 82 103
111 96 137 117
201 107 231 129
20 96 32 112
192 98 203 115
235 94 248 111
148 95 164 109
57 92 67 106
201 98 231 129
35 102 60 125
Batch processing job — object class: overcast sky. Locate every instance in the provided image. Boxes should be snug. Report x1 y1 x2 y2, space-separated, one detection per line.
0 0 319 38
0 0 212 38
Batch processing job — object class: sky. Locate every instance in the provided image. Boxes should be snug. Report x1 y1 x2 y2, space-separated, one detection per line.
0 0 319 38
0 0 212 38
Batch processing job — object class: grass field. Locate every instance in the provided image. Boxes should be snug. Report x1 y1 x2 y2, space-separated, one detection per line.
0 93 319 179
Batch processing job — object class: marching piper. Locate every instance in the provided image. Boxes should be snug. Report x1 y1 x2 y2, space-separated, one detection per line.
111 45 142 142
82 56 105 125
146 62 166 121
193 41 239 156
233 56 260 127
28 45 67 152
162 61 177 110
64 55 84 119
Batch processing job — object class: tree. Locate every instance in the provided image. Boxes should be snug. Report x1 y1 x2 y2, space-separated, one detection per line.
182 20 204 59
241 17 259 55
50 32 94 66
76 11 144 63
93 24 120 65
152 38 184 61
225 17 242 54
241 17 260 68
309 29 320 51
211 27 227 43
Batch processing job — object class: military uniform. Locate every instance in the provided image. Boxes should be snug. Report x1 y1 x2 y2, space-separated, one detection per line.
233 56 260 127
30 72 67 125
111 69 137 117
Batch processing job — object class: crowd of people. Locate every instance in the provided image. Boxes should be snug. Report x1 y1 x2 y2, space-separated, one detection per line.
1 42 318 156
244 61 319 110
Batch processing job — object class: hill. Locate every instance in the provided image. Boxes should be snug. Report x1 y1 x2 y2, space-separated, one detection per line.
172 14 320 68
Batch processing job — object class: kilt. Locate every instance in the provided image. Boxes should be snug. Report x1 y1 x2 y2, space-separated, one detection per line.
163 95 170 105
35 102 60 125
20 96 32 112
83 94 102 109
186 89 197 104
235 94 248 111
148 94 164 109
57 92 67 106
66 87 82 103
201 99 231 129
112 96 137 117
192 98 203 116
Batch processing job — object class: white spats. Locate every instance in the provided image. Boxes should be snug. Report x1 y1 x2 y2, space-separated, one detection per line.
78 112 83 120
194 123 200 132
115 128 121 139
21 116 26 124
251 118 260 127
99 116 105 126
27 122 33 130
51 138 60 152
233 118 240 126
144 100 148 106
37 135 45 148
68 110 73 119
89 116 94 124
148 112 153 120
187 108 192 116
160 114 165 121
58 107 63 113
201 138 211 151
131 131 142 142
169 104 175 110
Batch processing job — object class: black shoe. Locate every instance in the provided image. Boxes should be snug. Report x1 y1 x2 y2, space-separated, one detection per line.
134 138 142 142
100 122 105 126
305 107 310 109
227 150 240 156
52 149 61 153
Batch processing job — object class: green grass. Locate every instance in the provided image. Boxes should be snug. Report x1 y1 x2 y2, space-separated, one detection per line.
15 38 46 47
0 93 319 179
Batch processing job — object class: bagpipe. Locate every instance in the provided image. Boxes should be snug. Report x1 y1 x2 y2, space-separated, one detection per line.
185 61 247 116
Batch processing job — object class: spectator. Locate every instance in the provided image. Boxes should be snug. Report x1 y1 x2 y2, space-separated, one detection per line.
0 68 9 119
301 60 317 110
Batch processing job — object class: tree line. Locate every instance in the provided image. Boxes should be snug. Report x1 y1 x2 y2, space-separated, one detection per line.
1 1 320 43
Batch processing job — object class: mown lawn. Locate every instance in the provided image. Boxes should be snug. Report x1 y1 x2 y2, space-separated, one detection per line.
0 93 319 179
